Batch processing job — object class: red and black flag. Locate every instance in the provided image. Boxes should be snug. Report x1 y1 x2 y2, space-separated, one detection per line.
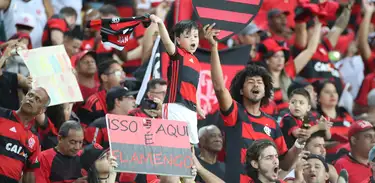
192 0 263 41
87 14 151 50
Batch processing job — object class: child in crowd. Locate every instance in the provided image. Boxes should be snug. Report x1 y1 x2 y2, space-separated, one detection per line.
149 14 206 145
281 88 332 148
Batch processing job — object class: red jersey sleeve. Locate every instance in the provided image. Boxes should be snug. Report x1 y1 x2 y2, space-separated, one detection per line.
274 122 288 155
25 134 41 171
366 51 375 72
280 115 299 136
355 75 373 106
220 100 239 127
34 152 51 183
84 126 103 145
48 18 68 32
285 61 297 79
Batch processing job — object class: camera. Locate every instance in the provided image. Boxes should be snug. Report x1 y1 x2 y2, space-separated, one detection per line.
141 99 158 110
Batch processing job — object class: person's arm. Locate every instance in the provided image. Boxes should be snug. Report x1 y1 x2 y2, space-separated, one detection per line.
0 40 20 76
358 2 375 62
204 24 232 112
0 0 10 10
50 30 64 45
328 164 339 183
293 18 322 74
326 0 353 48
150 14 176 55
126 45 143 61
141 23 159 63
42 0 54 18
280 140 304 170
17 74 32 90
294 22 308 49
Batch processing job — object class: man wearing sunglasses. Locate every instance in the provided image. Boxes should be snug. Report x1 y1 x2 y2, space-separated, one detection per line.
77 60 127 127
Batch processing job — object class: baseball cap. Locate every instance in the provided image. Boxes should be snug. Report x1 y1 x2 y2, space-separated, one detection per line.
267 9 290 20
368 145 375 162
15 13 36 29
348 120 375 139
287 77 311 97
106 86 138 104
239 23 261 35
306 154 329 172
80 143 108 171
70 50 96 67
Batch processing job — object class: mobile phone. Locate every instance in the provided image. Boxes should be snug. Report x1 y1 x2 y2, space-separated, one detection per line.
141 99 158 110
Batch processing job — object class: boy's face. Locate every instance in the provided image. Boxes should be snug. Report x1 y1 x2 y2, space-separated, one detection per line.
176 28 199 54
289 94 311 118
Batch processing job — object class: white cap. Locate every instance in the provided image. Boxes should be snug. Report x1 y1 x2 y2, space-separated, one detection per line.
15 13 36 29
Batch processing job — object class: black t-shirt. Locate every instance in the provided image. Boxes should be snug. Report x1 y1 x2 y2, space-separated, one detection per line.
195 156 225 183
0 71 19 110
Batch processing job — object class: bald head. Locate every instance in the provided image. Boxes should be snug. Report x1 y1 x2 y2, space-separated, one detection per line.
35 87 51 107
198 125 223 152
20 87 51 117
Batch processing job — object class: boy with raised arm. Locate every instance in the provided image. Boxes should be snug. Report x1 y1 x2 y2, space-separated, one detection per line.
149 14 206 145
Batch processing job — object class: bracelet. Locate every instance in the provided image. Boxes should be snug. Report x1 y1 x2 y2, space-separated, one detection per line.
294 140 305 149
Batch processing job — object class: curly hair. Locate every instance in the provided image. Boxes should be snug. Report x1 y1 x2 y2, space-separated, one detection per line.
230 64 273 106
245 139 277 180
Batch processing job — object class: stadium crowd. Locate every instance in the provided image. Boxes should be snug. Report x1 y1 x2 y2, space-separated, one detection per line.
2 0 375 183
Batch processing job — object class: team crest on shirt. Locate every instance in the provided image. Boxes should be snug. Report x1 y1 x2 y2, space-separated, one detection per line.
28 137 35 149
343 120 351 127
264 126 271 136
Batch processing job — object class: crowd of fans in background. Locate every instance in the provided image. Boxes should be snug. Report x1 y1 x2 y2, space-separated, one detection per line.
3 0 375 183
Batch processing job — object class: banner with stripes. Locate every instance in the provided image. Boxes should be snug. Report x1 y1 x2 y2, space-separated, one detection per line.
137 42 251 128
192 0 263 41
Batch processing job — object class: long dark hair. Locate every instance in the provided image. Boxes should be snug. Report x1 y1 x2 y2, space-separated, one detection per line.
230 64 273 106
314 80 346 117
87 165 101 183
46 104 66 130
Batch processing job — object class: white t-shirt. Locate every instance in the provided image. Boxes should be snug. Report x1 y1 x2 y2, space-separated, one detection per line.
50 0 82 25
2 0 47 48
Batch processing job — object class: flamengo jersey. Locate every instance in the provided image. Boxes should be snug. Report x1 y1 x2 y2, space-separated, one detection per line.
164 47 200 112
2 0 47 48
0 107 40 183
220 100 288 183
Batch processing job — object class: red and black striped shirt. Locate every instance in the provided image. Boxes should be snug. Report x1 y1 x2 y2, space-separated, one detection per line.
164 47 201 111
220 100 288 183
35 148 82 183
42 15 69 46
76 90 107 127
280 112 318 148
0 107 40 183
292 37 343 93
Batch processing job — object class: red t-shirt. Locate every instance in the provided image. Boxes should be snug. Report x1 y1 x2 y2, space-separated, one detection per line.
334 154 371 183
355 73 375 106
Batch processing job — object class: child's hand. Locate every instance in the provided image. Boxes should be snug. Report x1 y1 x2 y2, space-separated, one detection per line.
150 14 163 24
317 116 333 130
203 23 220 46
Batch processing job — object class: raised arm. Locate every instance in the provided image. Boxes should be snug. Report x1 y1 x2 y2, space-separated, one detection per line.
150 14 176 55
293 17 322 74
326 0 353 48
294 22 308 49
203 24 233 112
358 2 375 61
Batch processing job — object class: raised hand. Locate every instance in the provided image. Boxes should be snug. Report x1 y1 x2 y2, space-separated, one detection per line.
364 0 375 13
203 23 220 46
150 14 163 24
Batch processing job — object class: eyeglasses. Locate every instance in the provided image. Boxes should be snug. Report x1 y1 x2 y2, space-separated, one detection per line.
105 70 124 77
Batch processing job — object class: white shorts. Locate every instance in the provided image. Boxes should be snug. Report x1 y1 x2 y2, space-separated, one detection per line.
162 103 199 144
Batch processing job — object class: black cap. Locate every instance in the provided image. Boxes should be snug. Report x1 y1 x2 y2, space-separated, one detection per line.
267 9 290 20
287 77 311 97
106 86 138 104
306 154 329 172
80 143 107 171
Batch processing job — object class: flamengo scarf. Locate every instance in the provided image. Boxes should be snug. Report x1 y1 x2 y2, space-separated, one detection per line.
87 14 151 51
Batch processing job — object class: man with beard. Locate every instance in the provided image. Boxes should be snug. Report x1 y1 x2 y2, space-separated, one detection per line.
245 140 286 183
195 125 225 182
205 24 302 183
0 87 50 183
